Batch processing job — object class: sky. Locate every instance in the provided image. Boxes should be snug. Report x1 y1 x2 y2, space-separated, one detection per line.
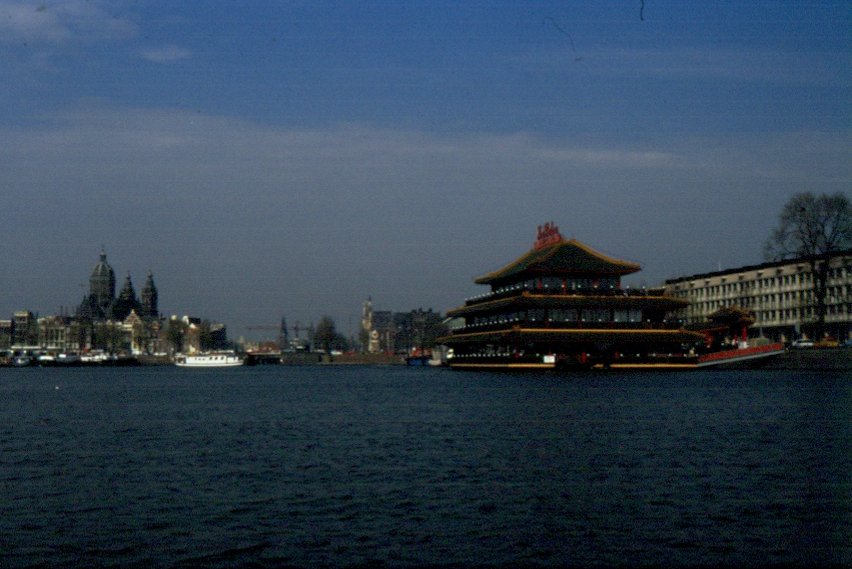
1 0 850 341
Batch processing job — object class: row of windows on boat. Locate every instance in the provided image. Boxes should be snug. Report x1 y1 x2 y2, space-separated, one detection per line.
466 277 627 302
451 349 692 360
461 308 646 328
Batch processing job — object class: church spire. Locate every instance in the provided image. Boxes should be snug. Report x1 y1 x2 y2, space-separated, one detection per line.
141 270 159 320
111 272 140 321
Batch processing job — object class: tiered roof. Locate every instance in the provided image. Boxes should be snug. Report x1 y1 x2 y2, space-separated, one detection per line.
475 236 641 285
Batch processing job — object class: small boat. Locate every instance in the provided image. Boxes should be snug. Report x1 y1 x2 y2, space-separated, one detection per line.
37 354 57 366
696 342 785 368
175 352 244 368
56 353 82 366
80 351 110 365
12 355 34 367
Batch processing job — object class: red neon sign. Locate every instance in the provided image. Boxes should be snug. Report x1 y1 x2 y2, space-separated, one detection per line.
534 221 563 250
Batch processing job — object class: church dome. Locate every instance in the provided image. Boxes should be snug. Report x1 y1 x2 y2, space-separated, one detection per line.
91 252 115 280
89 250 116 311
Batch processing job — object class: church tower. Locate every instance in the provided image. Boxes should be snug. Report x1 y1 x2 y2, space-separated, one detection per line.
89 250 116 314
361 297 380 353
112 272 141 321
141 271 159 320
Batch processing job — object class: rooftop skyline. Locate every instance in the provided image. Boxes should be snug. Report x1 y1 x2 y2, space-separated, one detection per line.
1 1 850 335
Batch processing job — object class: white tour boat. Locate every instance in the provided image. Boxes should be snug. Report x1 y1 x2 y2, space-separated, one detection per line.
175 352 244 367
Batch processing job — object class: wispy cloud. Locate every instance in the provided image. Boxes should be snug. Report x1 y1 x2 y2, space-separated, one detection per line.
509 45 851 87
0 0 134 44
612 47 850 86
534 147 686 169
140 45 191 63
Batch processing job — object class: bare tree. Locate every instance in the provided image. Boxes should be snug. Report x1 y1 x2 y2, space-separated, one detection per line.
764 192 851 339
166 319 188 355
314 316 348 354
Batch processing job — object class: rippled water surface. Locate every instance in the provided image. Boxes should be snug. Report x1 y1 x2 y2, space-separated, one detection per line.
1 366 849 567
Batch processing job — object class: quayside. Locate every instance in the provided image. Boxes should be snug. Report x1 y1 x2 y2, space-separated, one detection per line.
438 222 784 371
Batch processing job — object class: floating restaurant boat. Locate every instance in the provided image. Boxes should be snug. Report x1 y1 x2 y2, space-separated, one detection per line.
175 352 244 368
438 222 783 371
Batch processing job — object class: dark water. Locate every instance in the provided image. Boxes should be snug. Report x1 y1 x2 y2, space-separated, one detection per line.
1 366 849 568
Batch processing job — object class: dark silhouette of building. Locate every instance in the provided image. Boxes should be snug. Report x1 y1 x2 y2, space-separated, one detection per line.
85 250 116 319
77 250 158 324
141 271 159 320
112 273 142 321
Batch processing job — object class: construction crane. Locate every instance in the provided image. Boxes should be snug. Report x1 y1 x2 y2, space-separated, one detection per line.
244 317 311 350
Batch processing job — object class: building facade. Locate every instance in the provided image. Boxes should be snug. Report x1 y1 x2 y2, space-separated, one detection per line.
664 251 852 342
37 315 77 351
12 311 38 347
0 320 12 350
361 298 446 354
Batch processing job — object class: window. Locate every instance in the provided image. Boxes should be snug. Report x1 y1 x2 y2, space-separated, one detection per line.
528 309 546 322
550 309 578 322
581 309 610 322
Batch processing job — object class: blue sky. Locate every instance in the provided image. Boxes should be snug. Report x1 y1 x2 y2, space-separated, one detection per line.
1 1 850 340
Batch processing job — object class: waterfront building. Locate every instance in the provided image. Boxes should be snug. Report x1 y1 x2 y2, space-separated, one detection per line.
372 310 395 353
37 315 74 352
664 251 852 342
12 311 37 347
361 298 377 353
0 320 12 350
5 250 223 356
168 315 229 355
392 308 447 355
361 298 396 353
439 223 704 370
122 310 145 354
361 298 447 354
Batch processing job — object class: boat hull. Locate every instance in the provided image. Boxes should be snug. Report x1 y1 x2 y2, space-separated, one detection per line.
696 343 785 368
446 343 786 371
175 353 244 368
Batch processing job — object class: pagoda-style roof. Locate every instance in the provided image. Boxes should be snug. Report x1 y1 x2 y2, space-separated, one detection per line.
475 237 641 285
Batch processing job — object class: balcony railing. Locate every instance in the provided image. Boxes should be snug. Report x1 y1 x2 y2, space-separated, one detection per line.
454 319 687 334
464 286 659 306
